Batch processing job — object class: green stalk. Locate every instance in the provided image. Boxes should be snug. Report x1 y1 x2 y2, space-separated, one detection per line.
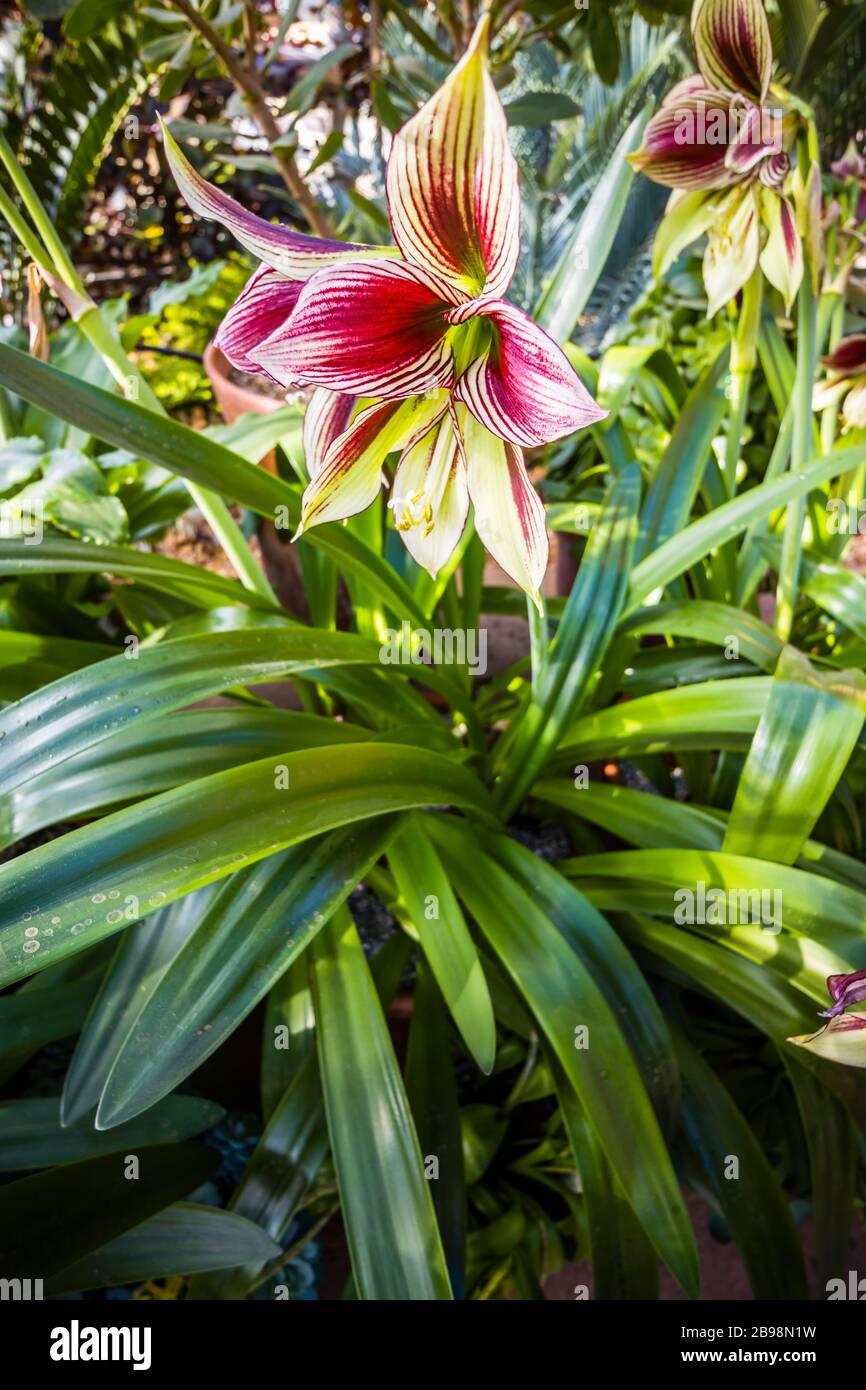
723 369 751 496
775 273 817 641
0 139 276 604
821 292 844 455
724 270 762 496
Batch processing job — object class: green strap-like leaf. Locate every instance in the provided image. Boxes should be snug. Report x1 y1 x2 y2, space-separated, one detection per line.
635 351 729 561
0 1096 222 1171
61 886 219 1126
620 600 783 671
0 536 281 611
724 646 866 863
628 440 866 607
0 626 381 798
494 464 640 817
405 961 466 1299
671 1028 808 1301
553 1058 660 1299
557 677 771 765
311 908 453 1300
0 344 437 628
45 1203 282 1296
535 104 651 345
784 1058 856 1295
389 818 496 1074
427 817 699 1298
472 825 680 1136
568 848 866 966
0 742 496 987
96 818 399 1128
0 1144 219 1279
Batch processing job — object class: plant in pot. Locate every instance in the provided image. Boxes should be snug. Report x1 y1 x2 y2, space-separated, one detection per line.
1 0 866 1304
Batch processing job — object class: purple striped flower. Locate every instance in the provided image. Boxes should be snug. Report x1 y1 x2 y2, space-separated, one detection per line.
628 0 804 317
162 15 607 604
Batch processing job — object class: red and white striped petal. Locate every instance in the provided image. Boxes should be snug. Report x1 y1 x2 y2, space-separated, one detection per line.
822 334 866 378
692 0 773 103
386 14 519 300
758 190 802 311
252 260 454 398
662 72 715 106
390 408 469 576
302 388 357 480
842 380 866 429
452 300 607 448
628 93 737 191
298 393 448 533
788 1012 866 1067
462 411 547 608
162 120 398 279
703 187 759 317
214 266 301 376
725 102 782 175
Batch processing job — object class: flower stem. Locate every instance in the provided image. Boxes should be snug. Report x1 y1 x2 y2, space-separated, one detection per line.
723 369 751 496
775 274 817 641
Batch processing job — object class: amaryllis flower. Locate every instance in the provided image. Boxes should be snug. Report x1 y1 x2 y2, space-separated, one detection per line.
831 139 865 182
788 969 866 1067
813 334 866 428
628 0 803 316
162 16 605 603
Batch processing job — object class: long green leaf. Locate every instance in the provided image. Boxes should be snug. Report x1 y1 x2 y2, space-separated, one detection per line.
636 351 729 560
0 345 431 627
61 886 220 1126
97 818 398 1127
311 908 453 1300
628 441 866 606
554 1059 660 1299
45 1203 282 1295
723 646 866 863
428 817 699 1297
620 600 783 671
0 536 280 611
494 463 640 817
405 961 466 1299
0 1096 222 1171
0 742 495 987
388 818 496 1073
0 626 380 798
535 104 650 344
557 677 771 765
672 1028 808 1300
0 1144 219 1279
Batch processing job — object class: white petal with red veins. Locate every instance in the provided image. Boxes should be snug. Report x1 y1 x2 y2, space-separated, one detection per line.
390 408 469 576
302 389 358 480
253 260 455 398
461 409 548 607
214 266 301 377
162 120 399 278
386 14 519 299
298 393 449 533
452 300 607 448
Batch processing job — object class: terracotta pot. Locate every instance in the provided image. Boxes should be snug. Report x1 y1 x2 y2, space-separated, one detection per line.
204 341 281 475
